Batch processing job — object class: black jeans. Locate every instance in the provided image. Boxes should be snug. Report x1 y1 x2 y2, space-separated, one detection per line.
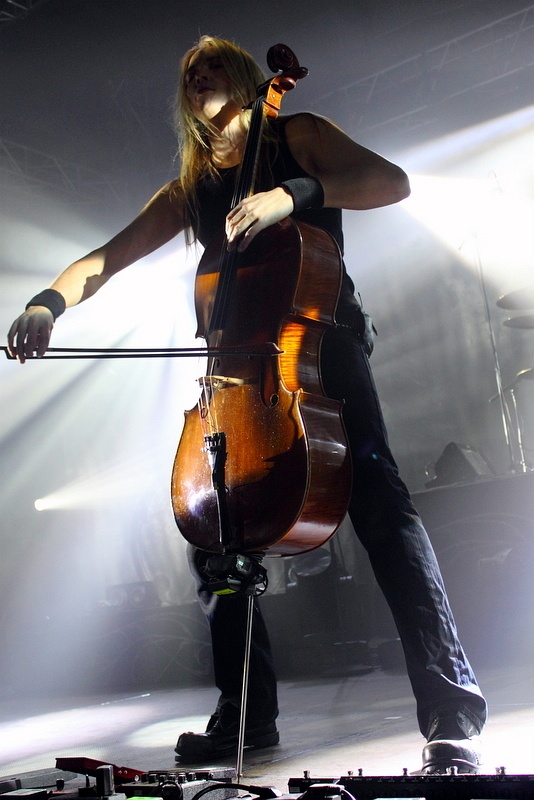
189 324 487 738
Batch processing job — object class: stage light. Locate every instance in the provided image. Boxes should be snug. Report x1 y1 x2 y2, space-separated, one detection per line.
403 172 490 251
400 104 534 294
27 450 166 511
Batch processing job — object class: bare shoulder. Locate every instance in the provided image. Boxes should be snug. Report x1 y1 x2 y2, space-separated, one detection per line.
165 178 185 201
139 180 188 228
283 112 366 176
283 112 337 159
153 179 185 211
105 179 188 263
284 111 335 136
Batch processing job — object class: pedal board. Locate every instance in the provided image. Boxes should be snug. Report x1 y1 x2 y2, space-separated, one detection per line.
288 770 534 799
120 770 237 800
1 763 237 800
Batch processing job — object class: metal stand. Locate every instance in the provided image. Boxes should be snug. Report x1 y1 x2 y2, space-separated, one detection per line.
236 593 255 780
204 553 268 778
490 369 533 473
202 411 268 776
509 386 529 472
471 239 517 470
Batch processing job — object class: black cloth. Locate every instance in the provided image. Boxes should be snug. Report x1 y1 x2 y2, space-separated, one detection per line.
186 113 487 738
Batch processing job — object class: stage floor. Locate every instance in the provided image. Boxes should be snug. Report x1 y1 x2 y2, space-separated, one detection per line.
1 662 533 793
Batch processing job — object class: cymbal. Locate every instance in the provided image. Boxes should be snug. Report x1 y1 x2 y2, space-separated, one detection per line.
503 315 534 329
497 286 534 310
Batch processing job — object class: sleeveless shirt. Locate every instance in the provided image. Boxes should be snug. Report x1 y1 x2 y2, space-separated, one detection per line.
191 114 362 327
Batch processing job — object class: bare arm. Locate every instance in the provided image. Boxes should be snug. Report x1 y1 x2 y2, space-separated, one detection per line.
226 112 410 250
8 181 187 362
285 113 410 209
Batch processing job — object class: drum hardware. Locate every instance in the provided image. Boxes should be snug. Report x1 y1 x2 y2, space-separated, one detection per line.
503 314 534 329
495 285 534 472
497 285 534 310
489 367 534 473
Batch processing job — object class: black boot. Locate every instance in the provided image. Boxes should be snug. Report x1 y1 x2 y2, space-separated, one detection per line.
419 707 483 774
175 703 279 762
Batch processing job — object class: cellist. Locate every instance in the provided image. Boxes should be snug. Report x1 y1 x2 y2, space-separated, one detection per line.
7 36 486 774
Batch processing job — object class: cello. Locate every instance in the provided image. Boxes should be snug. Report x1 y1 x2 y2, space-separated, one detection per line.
171 44 352 558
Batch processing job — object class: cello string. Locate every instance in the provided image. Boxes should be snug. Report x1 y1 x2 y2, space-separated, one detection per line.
198 95 265 483
208 96 265 335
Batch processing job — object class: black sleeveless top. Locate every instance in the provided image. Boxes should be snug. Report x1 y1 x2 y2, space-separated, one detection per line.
191 114 362 327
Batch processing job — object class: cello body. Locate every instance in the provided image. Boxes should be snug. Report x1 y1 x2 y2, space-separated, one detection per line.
171 216 352 556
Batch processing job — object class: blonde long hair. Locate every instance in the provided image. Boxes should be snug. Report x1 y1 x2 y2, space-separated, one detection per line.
174 36 266 231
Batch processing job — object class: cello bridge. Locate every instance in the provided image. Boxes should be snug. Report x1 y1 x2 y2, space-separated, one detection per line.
198 375 248 390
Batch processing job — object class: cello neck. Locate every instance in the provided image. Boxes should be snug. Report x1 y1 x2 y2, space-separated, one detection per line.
231 96 265 208
207 46 308 336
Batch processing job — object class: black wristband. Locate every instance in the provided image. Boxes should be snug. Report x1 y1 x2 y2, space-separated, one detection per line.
280 176 324 213
25 289 66 321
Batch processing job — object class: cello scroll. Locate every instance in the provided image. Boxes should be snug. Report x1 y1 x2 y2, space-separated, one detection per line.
253 44 309 118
